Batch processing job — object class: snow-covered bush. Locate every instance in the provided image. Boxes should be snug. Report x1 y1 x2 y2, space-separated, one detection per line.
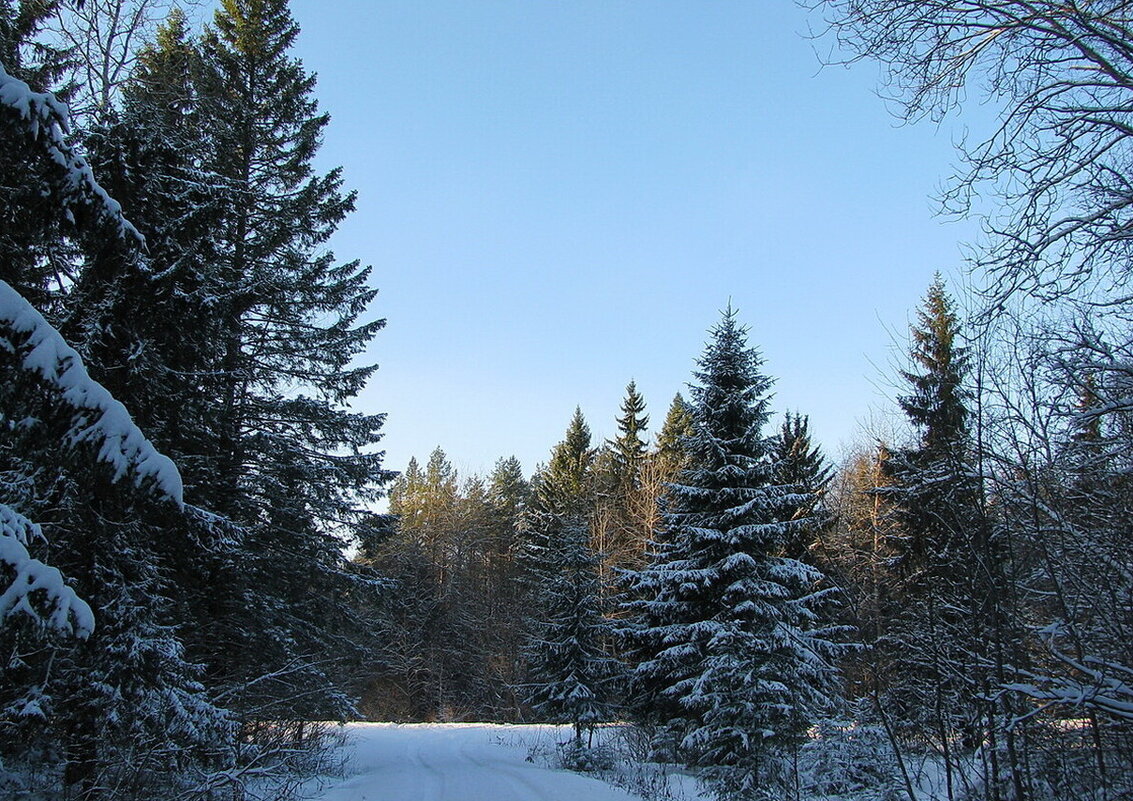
799 718 903 800
557 738 618 773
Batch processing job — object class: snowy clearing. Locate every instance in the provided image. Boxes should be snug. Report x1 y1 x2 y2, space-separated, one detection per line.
308 723 679 801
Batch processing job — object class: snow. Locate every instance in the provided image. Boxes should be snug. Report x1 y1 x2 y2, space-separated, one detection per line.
308 723 655 801
0 63 140 242
0 280 183 504
0 502 94 636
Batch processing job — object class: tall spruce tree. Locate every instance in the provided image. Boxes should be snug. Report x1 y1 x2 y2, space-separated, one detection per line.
0 29 232 796
593 382 654 572
178 0 391 725
537 407 597 517
608 381 650 494
878 277 1015 799
624 308 842 799
654 392 695 482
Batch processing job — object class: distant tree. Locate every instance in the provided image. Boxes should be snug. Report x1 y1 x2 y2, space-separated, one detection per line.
596 382 654 572
370 450 532 721
536 407 597 517
654 392 695 482
772 412 833 560
608 381 649 494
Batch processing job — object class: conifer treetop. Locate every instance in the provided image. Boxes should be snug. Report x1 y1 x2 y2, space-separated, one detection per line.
899 275 970 454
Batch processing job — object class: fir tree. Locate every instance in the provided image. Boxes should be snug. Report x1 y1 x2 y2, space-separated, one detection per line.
624 308 843 799
883 276 977 575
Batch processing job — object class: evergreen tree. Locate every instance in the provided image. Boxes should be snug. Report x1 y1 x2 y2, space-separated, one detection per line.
654 392 695 483
178 0 392 725
524 514 623 745
772 412 833 560
522 408 597 595
624 308 842 799
536 406 596 517
883 277 979 576
878 277 1014 798
595 382 654 571
488 456 531 521
608 381 649 494
0 36 232 796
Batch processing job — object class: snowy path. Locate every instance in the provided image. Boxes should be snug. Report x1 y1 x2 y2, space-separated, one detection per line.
309 723 645 801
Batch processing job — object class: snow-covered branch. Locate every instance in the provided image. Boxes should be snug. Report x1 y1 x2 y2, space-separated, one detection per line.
0 280 183 503
0 503 94 636
0 62 140 242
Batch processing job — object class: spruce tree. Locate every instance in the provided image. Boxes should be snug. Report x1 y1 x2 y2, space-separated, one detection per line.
878 277 1012 797
181 0 391 725
883 277 979 577
624 308 843 799
773 412 833 560
654 392 695 483
522 408 597 593
524 513 623 746
594 382 654 570
537 406 597 516
0 31 232 795
608 381 649 494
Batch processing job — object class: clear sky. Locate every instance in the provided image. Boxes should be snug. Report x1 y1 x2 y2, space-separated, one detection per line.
284 0 984 480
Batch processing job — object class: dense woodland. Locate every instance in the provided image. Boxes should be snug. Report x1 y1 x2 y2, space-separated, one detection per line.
3 1 1133 800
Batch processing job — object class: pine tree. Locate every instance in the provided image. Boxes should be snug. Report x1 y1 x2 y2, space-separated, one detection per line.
624 308 843 799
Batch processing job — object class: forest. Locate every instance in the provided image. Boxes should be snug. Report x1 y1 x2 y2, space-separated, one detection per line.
2 1 1133 800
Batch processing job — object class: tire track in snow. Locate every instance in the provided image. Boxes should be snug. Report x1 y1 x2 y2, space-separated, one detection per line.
458 738 557 801
310 724 642 801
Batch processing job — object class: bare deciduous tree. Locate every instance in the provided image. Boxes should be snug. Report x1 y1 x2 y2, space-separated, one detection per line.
47 0 197 124
812 1 1133 307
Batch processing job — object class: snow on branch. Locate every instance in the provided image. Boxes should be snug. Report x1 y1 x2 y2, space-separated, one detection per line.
0 62 140 242
0 503 94 636
0 280 183 504
1004 625 1133 723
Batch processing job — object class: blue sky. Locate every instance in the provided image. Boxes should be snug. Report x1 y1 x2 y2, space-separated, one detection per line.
286 1 985 479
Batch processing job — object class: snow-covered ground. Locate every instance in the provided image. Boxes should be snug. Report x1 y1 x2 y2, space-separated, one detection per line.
308 723 675 801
